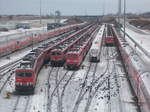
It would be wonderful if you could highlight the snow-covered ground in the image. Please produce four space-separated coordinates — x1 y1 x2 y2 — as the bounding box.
22 47 138 112
0 26 140 112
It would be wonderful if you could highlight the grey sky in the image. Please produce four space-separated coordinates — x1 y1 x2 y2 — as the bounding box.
0 0 150 15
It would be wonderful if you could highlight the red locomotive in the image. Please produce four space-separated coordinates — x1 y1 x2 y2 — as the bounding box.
105 24 114 46
15 47 46 94
50 24 93 66
46 27 83 62
65 25 97 69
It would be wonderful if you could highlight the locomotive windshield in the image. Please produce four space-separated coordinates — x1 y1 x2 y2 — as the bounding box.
16 72 32 77
51 52 62 55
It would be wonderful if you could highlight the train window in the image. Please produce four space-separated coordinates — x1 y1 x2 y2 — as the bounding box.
51 52 62 55
51 52 55 55
16 72 32 77
26 72 32 77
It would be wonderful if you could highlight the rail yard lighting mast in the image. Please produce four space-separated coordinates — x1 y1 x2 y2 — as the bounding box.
40 0 42 24
118 0 122 24
55 11 61 23
123 0 126 38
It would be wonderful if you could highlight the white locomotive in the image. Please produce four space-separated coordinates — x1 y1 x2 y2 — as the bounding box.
89 25 105 62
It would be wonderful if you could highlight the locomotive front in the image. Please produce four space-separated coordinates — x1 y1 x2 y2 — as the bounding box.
15 61 35 94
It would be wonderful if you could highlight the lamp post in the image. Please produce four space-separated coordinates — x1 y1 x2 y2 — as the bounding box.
102 1 105 18
118 0 122 24
40 0 42 24
123 0 126 38
32 33 33 50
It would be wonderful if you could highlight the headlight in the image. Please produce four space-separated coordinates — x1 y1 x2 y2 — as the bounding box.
26 82 29 86
19 82 23 86
15 82 19 85
26 82 33 86
29 82 33 85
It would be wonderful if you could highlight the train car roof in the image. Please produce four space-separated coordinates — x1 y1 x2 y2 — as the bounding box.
19 60 33 69
90 25 105 50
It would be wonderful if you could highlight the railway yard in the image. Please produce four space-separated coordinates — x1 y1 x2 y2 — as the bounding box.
0 19 150 112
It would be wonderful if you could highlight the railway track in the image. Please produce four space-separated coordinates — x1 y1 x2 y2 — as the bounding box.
79 47 118 112
0 59 21 79
83 62 98 112
47 66 76 112
55 67 61 112
47 67 63 112
56 69 76 112
0 59 21 93
0 72 14 93
111 53 123 112
45 38 115 112
12 96 31 112
82 47 111 112
105 46 124 112
59 70 76 112
71 62 94 112
0 59 21 74
71 45 110 112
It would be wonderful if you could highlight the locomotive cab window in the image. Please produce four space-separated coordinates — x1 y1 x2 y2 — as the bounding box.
51 52 62 55
16 72 32 77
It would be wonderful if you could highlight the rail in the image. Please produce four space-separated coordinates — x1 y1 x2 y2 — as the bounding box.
120 28 150 59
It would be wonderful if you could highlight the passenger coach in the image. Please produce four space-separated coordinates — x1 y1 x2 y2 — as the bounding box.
89 25 105 62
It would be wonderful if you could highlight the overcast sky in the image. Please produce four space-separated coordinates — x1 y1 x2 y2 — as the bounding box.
0 0 150 15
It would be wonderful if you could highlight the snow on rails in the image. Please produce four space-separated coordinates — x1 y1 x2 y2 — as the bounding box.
14 22 149 112
0 22 144 112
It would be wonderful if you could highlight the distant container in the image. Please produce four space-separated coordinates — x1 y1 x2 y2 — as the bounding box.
0 22 16 31
15 22 31 29
47 23 66 30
